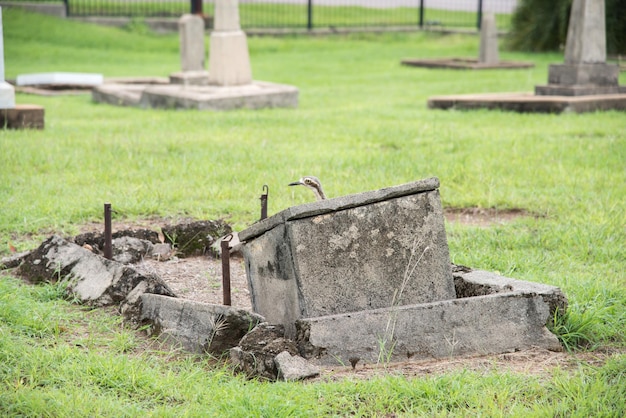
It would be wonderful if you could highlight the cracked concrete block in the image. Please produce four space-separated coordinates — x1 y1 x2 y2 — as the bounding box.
274 351 320 381
453 269 568 317
141 293 264 354
240 177 455 336
296 291 562 366
16 235 175 317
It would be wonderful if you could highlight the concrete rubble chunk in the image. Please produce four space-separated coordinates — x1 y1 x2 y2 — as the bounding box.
161 219 232 257
15 235 175 321
274 351 320 381
74 228 161 252
141 294 264 354
230 323 299 380
1 251 31 269
111 236 153 264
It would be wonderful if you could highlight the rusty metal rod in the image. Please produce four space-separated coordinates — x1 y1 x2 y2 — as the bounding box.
103 203 112 260
221 234 233 306
260 184 269 220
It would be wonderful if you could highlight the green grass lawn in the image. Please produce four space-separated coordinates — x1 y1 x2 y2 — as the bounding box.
1 8 625 416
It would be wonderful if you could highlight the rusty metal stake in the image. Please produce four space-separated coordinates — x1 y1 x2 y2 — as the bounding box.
221 234 233 306
103 203 112 260
260 184 269 220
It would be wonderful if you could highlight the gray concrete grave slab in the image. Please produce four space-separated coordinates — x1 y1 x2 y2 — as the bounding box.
16 72 104 87
427 91 626 113
239 177 567 365
138 82 298 110
240 177 456 337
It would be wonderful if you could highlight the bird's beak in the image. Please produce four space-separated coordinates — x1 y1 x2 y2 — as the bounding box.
288 181 302 186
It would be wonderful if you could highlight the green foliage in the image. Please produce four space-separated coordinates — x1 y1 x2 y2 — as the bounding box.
507 0 571 52
508 0 626 54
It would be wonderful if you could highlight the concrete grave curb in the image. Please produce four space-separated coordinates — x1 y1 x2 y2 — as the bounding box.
140 294 264 355
296 270 565 366
15 235 176 322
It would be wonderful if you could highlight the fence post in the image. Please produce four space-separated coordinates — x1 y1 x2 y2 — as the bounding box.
476 0 483 29
63 0 70 17
191 0 203 14
307 0 313 31
418 0 424 28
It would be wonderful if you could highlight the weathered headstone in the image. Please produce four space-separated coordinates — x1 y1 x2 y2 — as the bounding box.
239 177 456 337
0 7 15 109
179 14 205 72
169 14 210 86
401 11 531 70
536 0 621 96
478 13 499 65
208 0 252 86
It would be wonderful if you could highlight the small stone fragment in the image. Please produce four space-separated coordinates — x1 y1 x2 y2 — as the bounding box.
274 351 320 381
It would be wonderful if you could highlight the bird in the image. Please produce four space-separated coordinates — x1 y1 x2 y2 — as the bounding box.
289 176 327 201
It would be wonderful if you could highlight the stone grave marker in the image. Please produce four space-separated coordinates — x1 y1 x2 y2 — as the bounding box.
479 13 499 65
238 177 566 365
401 12 531 70
536 0 622 96
170 14 210 86
208 0 252 86
92 0 298 110
239 177 456 336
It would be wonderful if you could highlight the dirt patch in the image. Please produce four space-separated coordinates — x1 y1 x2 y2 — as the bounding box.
132 254 251 310
314 346 623 382
444 207 533 227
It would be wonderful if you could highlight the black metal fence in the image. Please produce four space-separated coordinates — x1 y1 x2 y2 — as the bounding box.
20 0 518 31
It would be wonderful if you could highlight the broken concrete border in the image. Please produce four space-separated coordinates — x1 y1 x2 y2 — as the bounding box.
140 293 264 355
15 235 176 323
295 270 565 366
